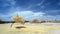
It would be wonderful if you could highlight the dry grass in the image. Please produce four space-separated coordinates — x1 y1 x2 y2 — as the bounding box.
0 23 60 34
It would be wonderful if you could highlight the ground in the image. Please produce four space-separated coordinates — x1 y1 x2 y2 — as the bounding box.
0 23 60 34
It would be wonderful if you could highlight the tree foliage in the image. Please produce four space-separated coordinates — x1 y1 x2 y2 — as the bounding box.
12 14 24 23
32 18 39 23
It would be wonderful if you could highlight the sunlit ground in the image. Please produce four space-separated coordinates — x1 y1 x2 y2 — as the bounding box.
0 23 60 34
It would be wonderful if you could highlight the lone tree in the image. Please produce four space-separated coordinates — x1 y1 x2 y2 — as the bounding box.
12 14 24 23
11 13 24 27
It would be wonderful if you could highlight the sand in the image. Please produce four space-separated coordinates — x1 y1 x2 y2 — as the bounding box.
0 23 60 34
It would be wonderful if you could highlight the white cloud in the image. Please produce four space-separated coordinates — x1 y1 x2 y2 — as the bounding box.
0 13 12 21
0 10 60 21
3 0 16 7
33 12 45 17
26 0 45 9
26 5 33 9
36 0 45 9
7 0 16 6
12 11 45 20
37 0 45 6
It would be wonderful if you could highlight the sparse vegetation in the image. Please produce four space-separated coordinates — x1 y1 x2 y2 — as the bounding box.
56 20 60 23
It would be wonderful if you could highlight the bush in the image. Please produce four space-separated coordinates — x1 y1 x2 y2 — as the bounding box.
32 18 39 23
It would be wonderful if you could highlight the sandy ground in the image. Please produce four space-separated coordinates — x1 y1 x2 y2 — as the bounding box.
0 23 60 34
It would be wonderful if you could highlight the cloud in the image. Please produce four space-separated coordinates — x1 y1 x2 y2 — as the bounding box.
58 2 60 5
37 0 45 6
0 10 60 21
0 0 17 14
0 13 12 21
0 0 60 21
45 10 60 15
26 0 45 9
5 0 16 6
0 11 45 21
12 11 45 20
0 0 16 8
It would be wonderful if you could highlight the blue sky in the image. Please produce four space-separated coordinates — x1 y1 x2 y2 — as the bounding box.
0 0 60 21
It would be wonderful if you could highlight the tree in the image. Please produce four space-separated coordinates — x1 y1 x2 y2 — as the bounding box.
11 13 24 27
40 20 46 23
32 18 39 23
12 13 24 23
